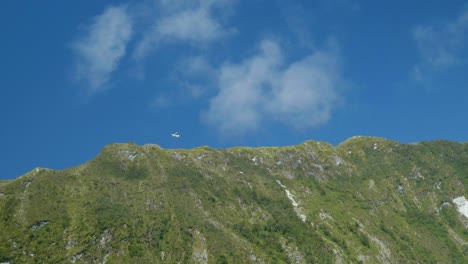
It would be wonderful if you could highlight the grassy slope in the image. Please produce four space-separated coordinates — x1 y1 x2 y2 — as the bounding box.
0 180 13 187
0 138 467 263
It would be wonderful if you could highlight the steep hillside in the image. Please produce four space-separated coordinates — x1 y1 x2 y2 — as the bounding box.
0 137 467 263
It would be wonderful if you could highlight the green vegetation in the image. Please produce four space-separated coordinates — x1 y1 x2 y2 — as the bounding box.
0 138 467 263
0 180 11 187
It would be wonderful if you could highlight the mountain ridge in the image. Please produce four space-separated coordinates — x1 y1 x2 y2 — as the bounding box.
0 136 467 263
4 136 467 181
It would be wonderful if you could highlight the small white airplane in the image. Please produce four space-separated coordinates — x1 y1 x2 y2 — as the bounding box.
171 132 180 138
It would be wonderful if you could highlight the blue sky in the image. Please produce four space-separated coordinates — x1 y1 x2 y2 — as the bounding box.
1 0 468 179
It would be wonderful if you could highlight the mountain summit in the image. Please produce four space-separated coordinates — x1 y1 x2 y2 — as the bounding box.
1 137 467 263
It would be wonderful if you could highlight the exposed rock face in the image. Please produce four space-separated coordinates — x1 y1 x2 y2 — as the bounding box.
453 196 468 218
0 137 467 263
29 220 49 230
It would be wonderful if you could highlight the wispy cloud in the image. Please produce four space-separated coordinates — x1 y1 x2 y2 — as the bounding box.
204 39 342 136
413 8 468 79
151 55 217 108
175 56 217 98
181 56 216 78
73 5 133 94
134 0 234 60
151 93 172 109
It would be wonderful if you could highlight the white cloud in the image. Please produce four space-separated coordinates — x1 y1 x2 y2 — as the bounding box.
134 0 233 60
204 39 342 136
413 8 468 77
270 51 339 128
73 5 133 93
